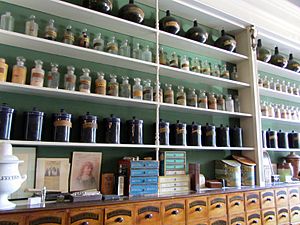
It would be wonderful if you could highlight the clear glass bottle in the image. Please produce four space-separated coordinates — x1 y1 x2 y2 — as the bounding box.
133 43 143 60
287 82 293 94
263 76 270 89
47 63 60 89
201 60 210 75
275 79 282 92
133 78 143 100
281 105 287 119
106 36 118 54
268 103 275 118
220 65 230 79
291 107 297 120
274 104 281 118
30 60 45 87
181 55 190 71
187 88 197 107
208 93 217 110
293 83 299 96
119 39 131 57
93 33 104 51
25 15 38 37
286 106 292 120
234 96 241 112
119 76 131 98
153 82 163 102
176 86 186 106
64 66 77 91
169 52 179 68
44 19 57 41
143 79 153 101
225 95 234 112
217 95 225 110
191 57 201 73
79 68 91 93
270 78 276 90
258 74 263 87
198 91 208 109
95 72 106 95
12 56 27 84
261 101 268 116
79 28 90 48
164 84 174 104
282 80 288 93
142 45 152 62
108 74 119 96
159 46 167 65
0 12 14 31
230 66 238 80
63 25 75 45
212 64 220 77
0 58 8 82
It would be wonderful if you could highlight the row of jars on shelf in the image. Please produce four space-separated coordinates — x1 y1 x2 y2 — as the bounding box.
260 101 300 121
262 129 300 149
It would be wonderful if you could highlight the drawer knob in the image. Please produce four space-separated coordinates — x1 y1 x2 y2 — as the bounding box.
292 194 298 198
280 214 287 218
266 216 273 221
195 207 202 212
279 196 285 199
234 202 240 206
266 198 272 201
250 199 257 204
171 210 179 215
251 220 258 224
145 213 153 219
82 222 89 225
115 217 124 223
293 212 299 216
216 204 222 208
236 223 241 225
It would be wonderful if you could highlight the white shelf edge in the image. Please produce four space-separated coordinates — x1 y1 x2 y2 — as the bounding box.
261 116 300 125
159 146 254 151
264 148 300 152
259 87 300 103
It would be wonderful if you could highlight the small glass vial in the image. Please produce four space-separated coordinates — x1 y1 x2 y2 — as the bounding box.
79 28 90 48
93 33 104 51
270 78 276 90
47 63 60 89
164 84 174 104
274 104 281 118
282 80 288 93
220 65 230 79
108 74 119 96
25 15 38 37
230 66 238 80
291 107 298 120
225 95 234 112
181 55 190 71
198 91 208 109
187 88 197 107
286 106 292 120
133 43 143 60
30 60 45 87
287 82 293 94
208 93 217 110
176 86 186 106
154 82 163 102
95 72 106 95
293 83 299 96
234 96 241 112
191 57 201 73
12 56 27 84
212 64 220 77
261 101 269 117
44 19 57 41
258 74 263 87
262 76 270 89
0 12 14 31
275 79 282 92
159 47 168 65
201 60 210 75
142 45 152 62
143 79 153 101
281 105 287 119
79 68 91 93
106 36 118 54
62 25 75 45
268 103 275 118
64 66 77 91
217 95 225 111
169 52 179 68
0 58 8 82
133 78 143 100
119 76 131 98
119 39 131 57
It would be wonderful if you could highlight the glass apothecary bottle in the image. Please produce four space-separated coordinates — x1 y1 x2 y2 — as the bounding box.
217 95 225 111
133 43 143 60
258 74 263 87
181 55 190 71
170 52 179 68
268 103 275 118
287 82 293 94
286 106 292 120
119 76 131 98
25 15 38 37
261 101 268 117
106 36 118 54
79 28 90 48
263 76 270 89
208 93 217 110
234 96 241 112
201 60 210 75
281 105 287 119
79 68 91 93
187 88 197 107
30 60 45 87
93 33 104 51
44 19 57 41
212 65 220 77
143 79 153 101
142 45 152 62
64 66 77 91
220 65 230 79
256 39 271 62
0 12 14 31
282 80 288 93
159 47 168 65
198 91 208 109
0 58 8 82
119 40 131 57
191 57 201 73
95 72 106 95
225 95 234 112
176 86 186 106
47 63 60 89
270 46 288 68
108 75 119 96
153 82 163 102
275 79 282 92
293 83 299 96
12 56 27 84
230 66 238 80
133 78 143 100
274 104 281 118
164 84 174 104
63 25 75 45
270 78 276 90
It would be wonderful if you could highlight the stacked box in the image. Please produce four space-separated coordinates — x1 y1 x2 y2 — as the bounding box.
159 175 190 194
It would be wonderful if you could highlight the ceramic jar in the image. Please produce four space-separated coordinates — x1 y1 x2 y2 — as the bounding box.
214 30 237 52
287 53 300 72
118 0 144 24
270 47 288 68
286 151 300 178
185 20 208 43
126 117 143 144
256 39 271 62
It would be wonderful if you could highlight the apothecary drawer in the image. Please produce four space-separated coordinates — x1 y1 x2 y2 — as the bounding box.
189 219 209 225
276 207 289 225
209 217 228 225
261 209 276 225
69 208 103 225
208 195 227 218
135 202 161 225
289 187 300 206
186 197 208 222
290 206 300 223
274 188 288 207
0 213 27 225
246 212 261 225
229 214 246 225
162 200 185 225
131 161 159 169
260 190 275 209
245 191 260 211
227 193 245 215
27 210 66 225
104 206 134 225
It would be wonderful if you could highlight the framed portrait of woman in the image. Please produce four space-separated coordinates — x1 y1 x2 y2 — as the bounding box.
70 152 102 192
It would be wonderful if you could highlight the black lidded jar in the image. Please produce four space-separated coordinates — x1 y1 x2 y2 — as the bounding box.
80 112 98 143
170 120 187 145
216 124 230 147
214 29 237 52
126 116 143 144
24 107 44 141
158 119 169 145
269 47 288 68
287 53 300 72
185 20 208 43
53 109 72 142
230 126 243 147
277 130 288 149
187 122 201 146
118 0 145 24
0 103 14 140
201 123 216 147
266 128 278 148
104 114 120 144
159 10 180 35
288 131 300 149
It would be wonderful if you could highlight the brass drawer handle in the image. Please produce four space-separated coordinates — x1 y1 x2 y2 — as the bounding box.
195 207 202 212
145 213 153 219
279 196 285 199
292 194 298 198
280 214 287 218
266 216 273 221
293 212 299 216
266 198 272 202
82 222 89 225
251 220 258 224
115 217 124 223
250 199 257 204
216 204 222 208
171 210 179 215
236 223 241 225
234 202 240 206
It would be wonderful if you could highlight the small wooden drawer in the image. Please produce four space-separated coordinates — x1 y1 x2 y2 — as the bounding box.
135 202 161 225
289 188 300 206
275 188 288 207
69 208 103 225
209 217 228 225
189 219 209 225
260 190 275 209
245 191 260 212
290 206 300 223
261 209 276 225
162 200 185 225
276 207 289 225
27 210 66 225
0 214 26 225
186 197 208 222
227 193 245 216
104 206 134 225
246 212 261 225
208 195 227 218
229 214 246 225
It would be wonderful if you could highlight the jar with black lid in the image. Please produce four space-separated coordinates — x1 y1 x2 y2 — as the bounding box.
126 116 143 144
170 120 187 146
24 107 44 141
104 114 120 144
214 30 236 52
158 119 169 145
0 103 14 140
118 0 145 24
53 109 72 142
201 123 216 147
216 124 230 147
266 128 278 148
288 131 300 149
277 130 288 149
80 112 98 143
230 126 243 147
159 10 180 35
187 122 201 146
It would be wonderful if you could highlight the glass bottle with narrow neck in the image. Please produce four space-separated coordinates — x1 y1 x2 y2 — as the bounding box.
120 76 131 98
133 78 143 100
64 66 76 91
142 45 152 62
79 68 91 93
133 43 143 60
93 33 104 51
159 47 167 65
176 86 186 106
191 57 200 73
164 84 174 104
0 58 8 82
108 74 119 96
119 40 131 57
25 15 38 37
169 52 179 68
0 12 14 31
230 66 238 80
12 56 27 84
153 82 163 102
47 63 60 89
30 60 45 87
217 95 225 111
208 93 217 110
95 72 106 95
234 96 240 112
270 77 276 90
181 55 190 71
276 79 282 92
44 19 57 40
282 80 288 92
263 76 270 89
143 79 153 101
79 28 90 48
220 65 229 79
293 83 299 96
261 101 268 117
106 36 118 54
225 95 234 112
258 74 263 87
63 25 75 45
212 64 220 77
198 91 208 109
201 60 210 75
187 88 197 107
287 82 293 94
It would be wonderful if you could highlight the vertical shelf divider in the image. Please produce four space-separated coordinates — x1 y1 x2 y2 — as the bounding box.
155 0 160 161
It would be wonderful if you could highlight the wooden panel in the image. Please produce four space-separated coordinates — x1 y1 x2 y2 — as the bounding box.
0 214 26 225
69 208 104 225
260 190 275 209
209 217 228 225
162 200 185 225
245 191 260 212
229 213 246 225
246 211 262 225
289 187 300 206
135 202 161 225
276 207 289 225
208 195 227 218
261 209 276 225
274 188 288 207
227 193 245 216
189 219 209 225
104 206 134 225
186 197 208 223
27 210 66 225
290 206 300 224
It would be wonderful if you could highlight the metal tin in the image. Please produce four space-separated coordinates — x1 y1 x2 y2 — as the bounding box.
201 123 216 147
266 129 278 148
216 124 230 147
159 119 169 145
232 155 256 186
0 103 14 140
80 112 97 143
277 130 288 148
104 114 120 144
24 107 44 141
230 126 243 147
170 120 187 146
187 122 201 146
288 131 300 148
215 160 241 187
126 116 143 144
52 109 72 142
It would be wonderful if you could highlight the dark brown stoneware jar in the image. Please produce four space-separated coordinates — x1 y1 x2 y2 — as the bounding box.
269 47 288 68
214 30 237 52
185 20 208 43
118 0 144 24
287 53 300 72
286 152 300 178
159 10 180 35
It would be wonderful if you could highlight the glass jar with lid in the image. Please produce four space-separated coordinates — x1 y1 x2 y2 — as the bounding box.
164 84 174 104
119 39 131 57
191 57 201 73
198 91 208 109
258 74 263 87
287 82 293 94
53 109 72 142
230 66 238 80
263 76 270 89
234 96 241 112
268 103 275 118
47 63 60 89
120 76 131 98
142 45 152 62
176 86 186 106
275 79 282 92
201 60 210 75
30 60 45 87
63 25 75 45
0 58 8 82
274 104 281 118
217 95 225 110
187 88 197 107
12 56 27 85
220 65 230 79
79 28 90 48
153 82 163 102
293 83 299 96
225 95 234 112
133 43 143 60
159 47 168 65
133 78 143 100
169 52 179 68
79 68 91 93
44 19 57 40
93 33 104 51
80 112 98 143
64 66 76 91
208 93 217 110
106 36 118 54
181 55 190 71
261 101 269 117
143 79 153 101
282 80 288 93
95 72 106 95
212 64 220 77
25 15 38 37
270 77 276 90
286 106 292 120
108 74 119 96
281 105 287 119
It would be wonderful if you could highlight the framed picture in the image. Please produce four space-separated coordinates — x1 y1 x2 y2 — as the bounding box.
9 147 36 200
70 152 102 192
36 158 70 193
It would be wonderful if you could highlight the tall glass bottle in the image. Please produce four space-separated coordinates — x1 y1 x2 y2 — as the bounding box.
108 74 119 96
176 86 186 106
142 45 152 62
220 65 229 79
64 66 77 91
106 36 118 54
25 15 38 37
169 52 179 68
47 63 60 89
201 60 210 75
159 47 168 65
63 25 75 45
95 72 106 95
44 19 57 41
230 66 238 80
119 76 131 98
191 57 201 73
79 28 90 48
143 79 153 101
154 82 163 102
164 84 174 104
93 33 104 51
133 43 143 60
198 91 208 109
119 40 131 57
0 58 8 82
208 93 217 110
133 78 143 100
0 12 14 31
187 88 197 107
217 95 225 110
30 60 45 87
12 56 27 84
181 55 190 71
79 68 91 93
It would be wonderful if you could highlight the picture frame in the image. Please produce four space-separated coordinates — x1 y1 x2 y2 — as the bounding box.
70 152 102 192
